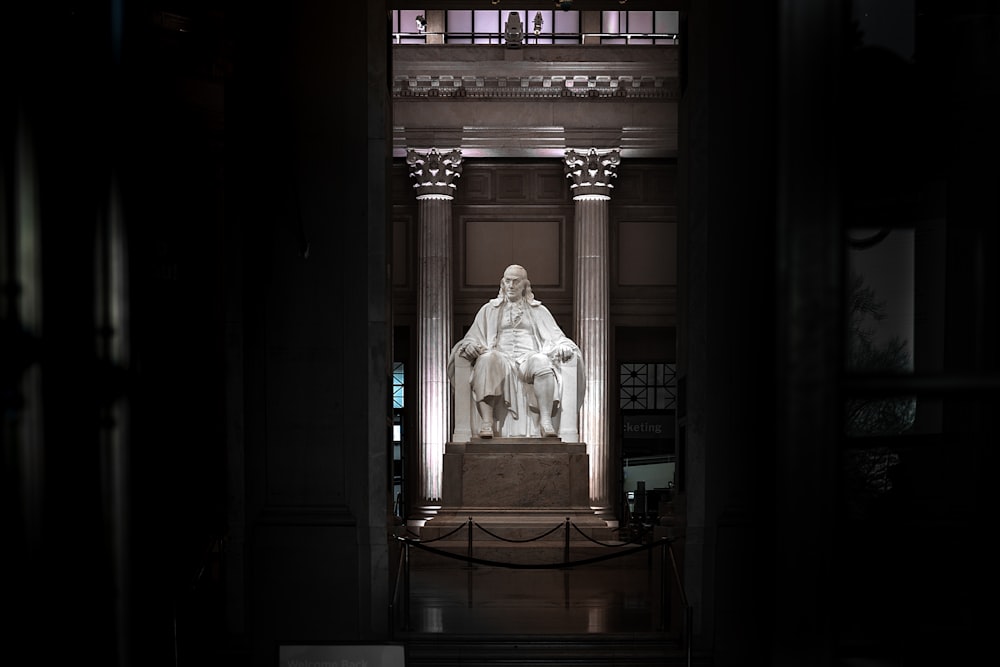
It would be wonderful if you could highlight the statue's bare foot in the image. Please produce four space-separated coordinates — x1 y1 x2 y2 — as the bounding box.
540 420 557 437
478 421 493 439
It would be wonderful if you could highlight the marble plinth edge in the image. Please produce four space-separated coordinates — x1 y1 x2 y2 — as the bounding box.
449 440 585 454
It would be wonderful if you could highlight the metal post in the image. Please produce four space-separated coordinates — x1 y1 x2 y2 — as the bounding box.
564 517 570 564
659 539 669 632
467 516 473 562
403 540 410 631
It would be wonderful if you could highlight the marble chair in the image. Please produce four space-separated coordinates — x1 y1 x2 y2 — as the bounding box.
450 355 580 442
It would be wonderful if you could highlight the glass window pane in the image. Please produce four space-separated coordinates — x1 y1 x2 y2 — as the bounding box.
474 9 501 35
620 363 677 410
656 363 678 410
552 10 579 35
527 10 552 37
603 10 623 34
655 11 679 34
845 393 916 437
846 228 915 376
628 11 654 34
392 362 405 409
447 9 472 34
399 10 425 34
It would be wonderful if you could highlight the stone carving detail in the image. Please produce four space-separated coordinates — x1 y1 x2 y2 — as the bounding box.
564 148 621 198
406 148 464 198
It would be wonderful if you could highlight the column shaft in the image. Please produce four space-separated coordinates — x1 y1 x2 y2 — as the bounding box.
406 147 463 523
417 197 452 504
574 197 611 511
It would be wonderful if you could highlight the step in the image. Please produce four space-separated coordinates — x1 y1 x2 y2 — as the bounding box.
400 635 708 667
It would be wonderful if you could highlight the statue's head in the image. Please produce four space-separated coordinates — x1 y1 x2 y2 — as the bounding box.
498 264 535 303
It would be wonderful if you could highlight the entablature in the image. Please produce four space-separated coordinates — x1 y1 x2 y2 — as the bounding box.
392 45 678 158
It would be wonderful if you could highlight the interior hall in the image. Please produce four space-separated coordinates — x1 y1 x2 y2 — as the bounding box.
3 1 996 666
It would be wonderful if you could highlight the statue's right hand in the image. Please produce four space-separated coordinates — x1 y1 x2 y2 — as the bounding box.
459 342 482 361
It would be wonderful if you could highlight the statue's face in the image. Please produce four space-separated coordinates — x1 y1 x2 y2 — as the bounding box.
502 268 526 301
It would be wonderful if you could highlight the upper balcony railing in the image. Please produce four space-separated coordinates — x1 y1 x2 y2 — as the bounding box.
391 8 680 45
393 31 679 45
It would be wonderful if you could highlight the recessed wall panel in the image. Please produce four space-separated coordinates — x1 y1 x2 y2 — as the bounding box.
496 172 529 201
462 170 493 201
536 171 569 201
618 221 677 285
464 219 561 286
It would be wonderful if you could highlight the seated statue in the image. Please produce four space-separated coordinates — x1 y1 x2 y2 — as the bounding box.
448 264 585 440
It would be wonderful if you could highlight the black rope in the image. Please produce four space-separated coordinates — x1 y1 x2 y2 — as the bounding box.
473 520 564 543
569 521 634 547
394 534 673 570
405 521 468 543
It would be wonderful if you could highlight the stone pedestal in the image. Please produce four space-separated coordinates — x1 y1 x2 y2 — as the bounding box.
412 441 616 565
442 440 590 510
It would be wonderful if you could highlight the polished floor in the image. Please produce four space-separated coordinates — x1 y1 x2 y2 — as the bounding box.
393 547 696 666
396 548 677 637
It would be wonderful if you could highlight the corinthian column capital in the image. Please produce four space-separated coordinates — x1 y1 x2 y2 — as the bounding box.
563 148 621 200
406 148 463 199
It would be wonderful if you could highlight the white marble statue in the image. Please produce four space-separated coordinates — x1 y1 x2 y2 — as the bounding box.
448 264 585 439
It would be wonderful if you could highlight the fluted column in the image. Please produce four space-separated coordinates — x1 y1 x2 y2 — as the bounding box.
565 148 620 520
406 148 463 524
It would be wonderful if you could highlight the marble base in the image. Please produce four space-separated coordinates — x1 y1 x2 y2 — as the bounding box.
419 439 613 566
442 440 590 509
411 440 615 565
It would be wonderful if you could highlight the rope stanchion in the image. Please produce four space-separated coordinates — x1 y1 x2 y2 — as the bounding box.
403 538 410 631
659 538 668 632
392 517 691 642
472 520 563 543
563 517 570 564
569 521 634 547
466 516 473 564
408 521 468 543
393 533 673 570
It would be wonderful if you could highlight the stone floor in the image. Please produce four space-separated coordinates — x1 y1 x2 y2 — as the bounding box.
395 547 677 636
392 546 699 666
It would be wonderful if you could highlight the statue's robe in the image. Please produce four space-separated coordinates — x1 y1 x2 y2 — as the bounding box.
447 296 586 437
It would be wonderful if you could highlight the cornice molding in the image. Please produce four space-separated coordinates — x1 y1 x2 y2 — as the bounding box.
392 45 678 158
393 46 679 100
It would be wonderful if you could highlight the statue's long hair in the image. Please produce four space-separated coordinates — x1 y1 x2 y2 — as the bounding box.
496 264 536 302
